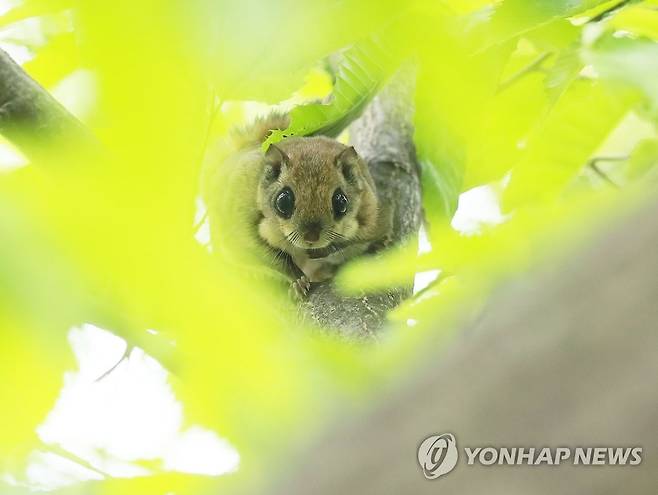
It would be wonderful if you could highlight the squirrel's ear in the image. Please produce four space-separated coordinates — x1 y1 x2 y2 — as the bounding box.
265 143 288 164
336 146 359 184
264 143 288 181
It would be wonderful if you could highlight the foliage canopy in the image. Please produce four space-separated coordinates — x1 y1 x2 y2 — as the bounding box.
1 0 657 493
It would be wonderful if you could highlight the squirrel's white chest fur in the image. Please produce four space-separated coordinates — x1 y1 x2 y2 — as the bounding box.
290 243 369 283
292 251 341 283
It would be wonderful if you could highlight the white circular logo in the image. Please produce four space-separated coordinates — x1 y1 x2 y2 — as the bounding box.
417 433 459 479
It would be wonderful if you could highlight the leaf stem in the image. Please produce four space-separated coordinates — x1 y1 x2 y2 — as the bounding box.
588 0 634 23
39 443 112 479
588 156 628 189
497 52 553 94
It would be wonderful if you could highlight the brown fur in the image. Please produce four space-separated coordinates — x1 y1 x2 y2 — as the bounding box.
203 113 389 292
257 135 389 284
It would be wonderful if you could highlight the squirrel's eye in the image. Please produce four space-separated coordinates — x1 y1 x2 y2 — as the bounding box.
332 189 348 218
274 187 295 218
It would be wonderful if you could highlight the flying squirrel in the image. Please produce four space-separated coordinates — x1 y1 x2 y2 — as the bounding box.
202 113 391 298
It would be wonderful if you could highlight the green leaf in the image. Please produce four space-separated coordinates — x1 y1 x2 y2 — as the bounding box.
466 64 548 188
202 0 406 103
505 79 637 207
585 36 658 114
22 33 80 88
415 35 514 220
484 0 611 44
545 46 582 104
628 138 658 179
419 156 462 222
0 0 73 28
414 97 465 222
525 17 581 51
607 2 658 39
263 35 396 148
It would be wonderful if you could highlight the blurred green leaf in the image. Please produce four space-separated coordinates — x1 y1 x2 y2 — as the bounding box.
628 138 658 179
23 33 79 88
608 2 658 39
505 80 637 207
264 35 399 147
545 47 582 103
484 0 611 44
585 36 658 114
0 0 72 28
0 1 657 493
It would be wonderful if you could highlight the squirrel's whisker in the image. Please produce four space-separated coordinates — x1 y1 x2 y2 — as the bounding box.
208 112 388 295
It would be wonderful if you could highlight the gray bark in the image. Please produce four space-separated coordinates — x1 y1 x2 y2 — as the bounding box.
274 196 658 494
299 73 422 339
0 48 98 163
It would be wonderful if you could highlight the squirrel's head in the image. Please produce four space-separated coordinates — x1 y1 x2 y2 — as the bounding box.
257 137 378 253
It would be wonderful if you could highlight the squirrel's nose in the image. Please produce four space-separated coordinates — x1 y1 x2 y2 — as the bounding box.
302 222 321 242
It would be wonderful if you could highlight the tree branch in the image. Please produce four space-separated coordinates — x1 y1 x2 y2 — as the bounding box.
0 48 98 162
0 50 182 372
299 72 422 339
274 196 658 494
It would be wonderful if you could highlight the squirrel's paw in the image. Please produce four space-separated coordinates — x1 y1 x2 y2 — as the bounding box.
367 234 393 254
289 275 311 300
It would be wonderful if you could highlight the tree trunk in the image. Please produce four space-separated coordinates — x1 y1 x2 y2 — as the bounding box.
273 195 658 494
299 73 422 339
0 48 98 163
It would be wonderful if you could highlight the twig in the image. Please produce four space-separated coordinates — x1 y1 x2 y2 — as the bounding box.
193 210 208 236
588 155 627 189
94 345 131 382
410 270 453 300
40 443 111 479
588 0 634 23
